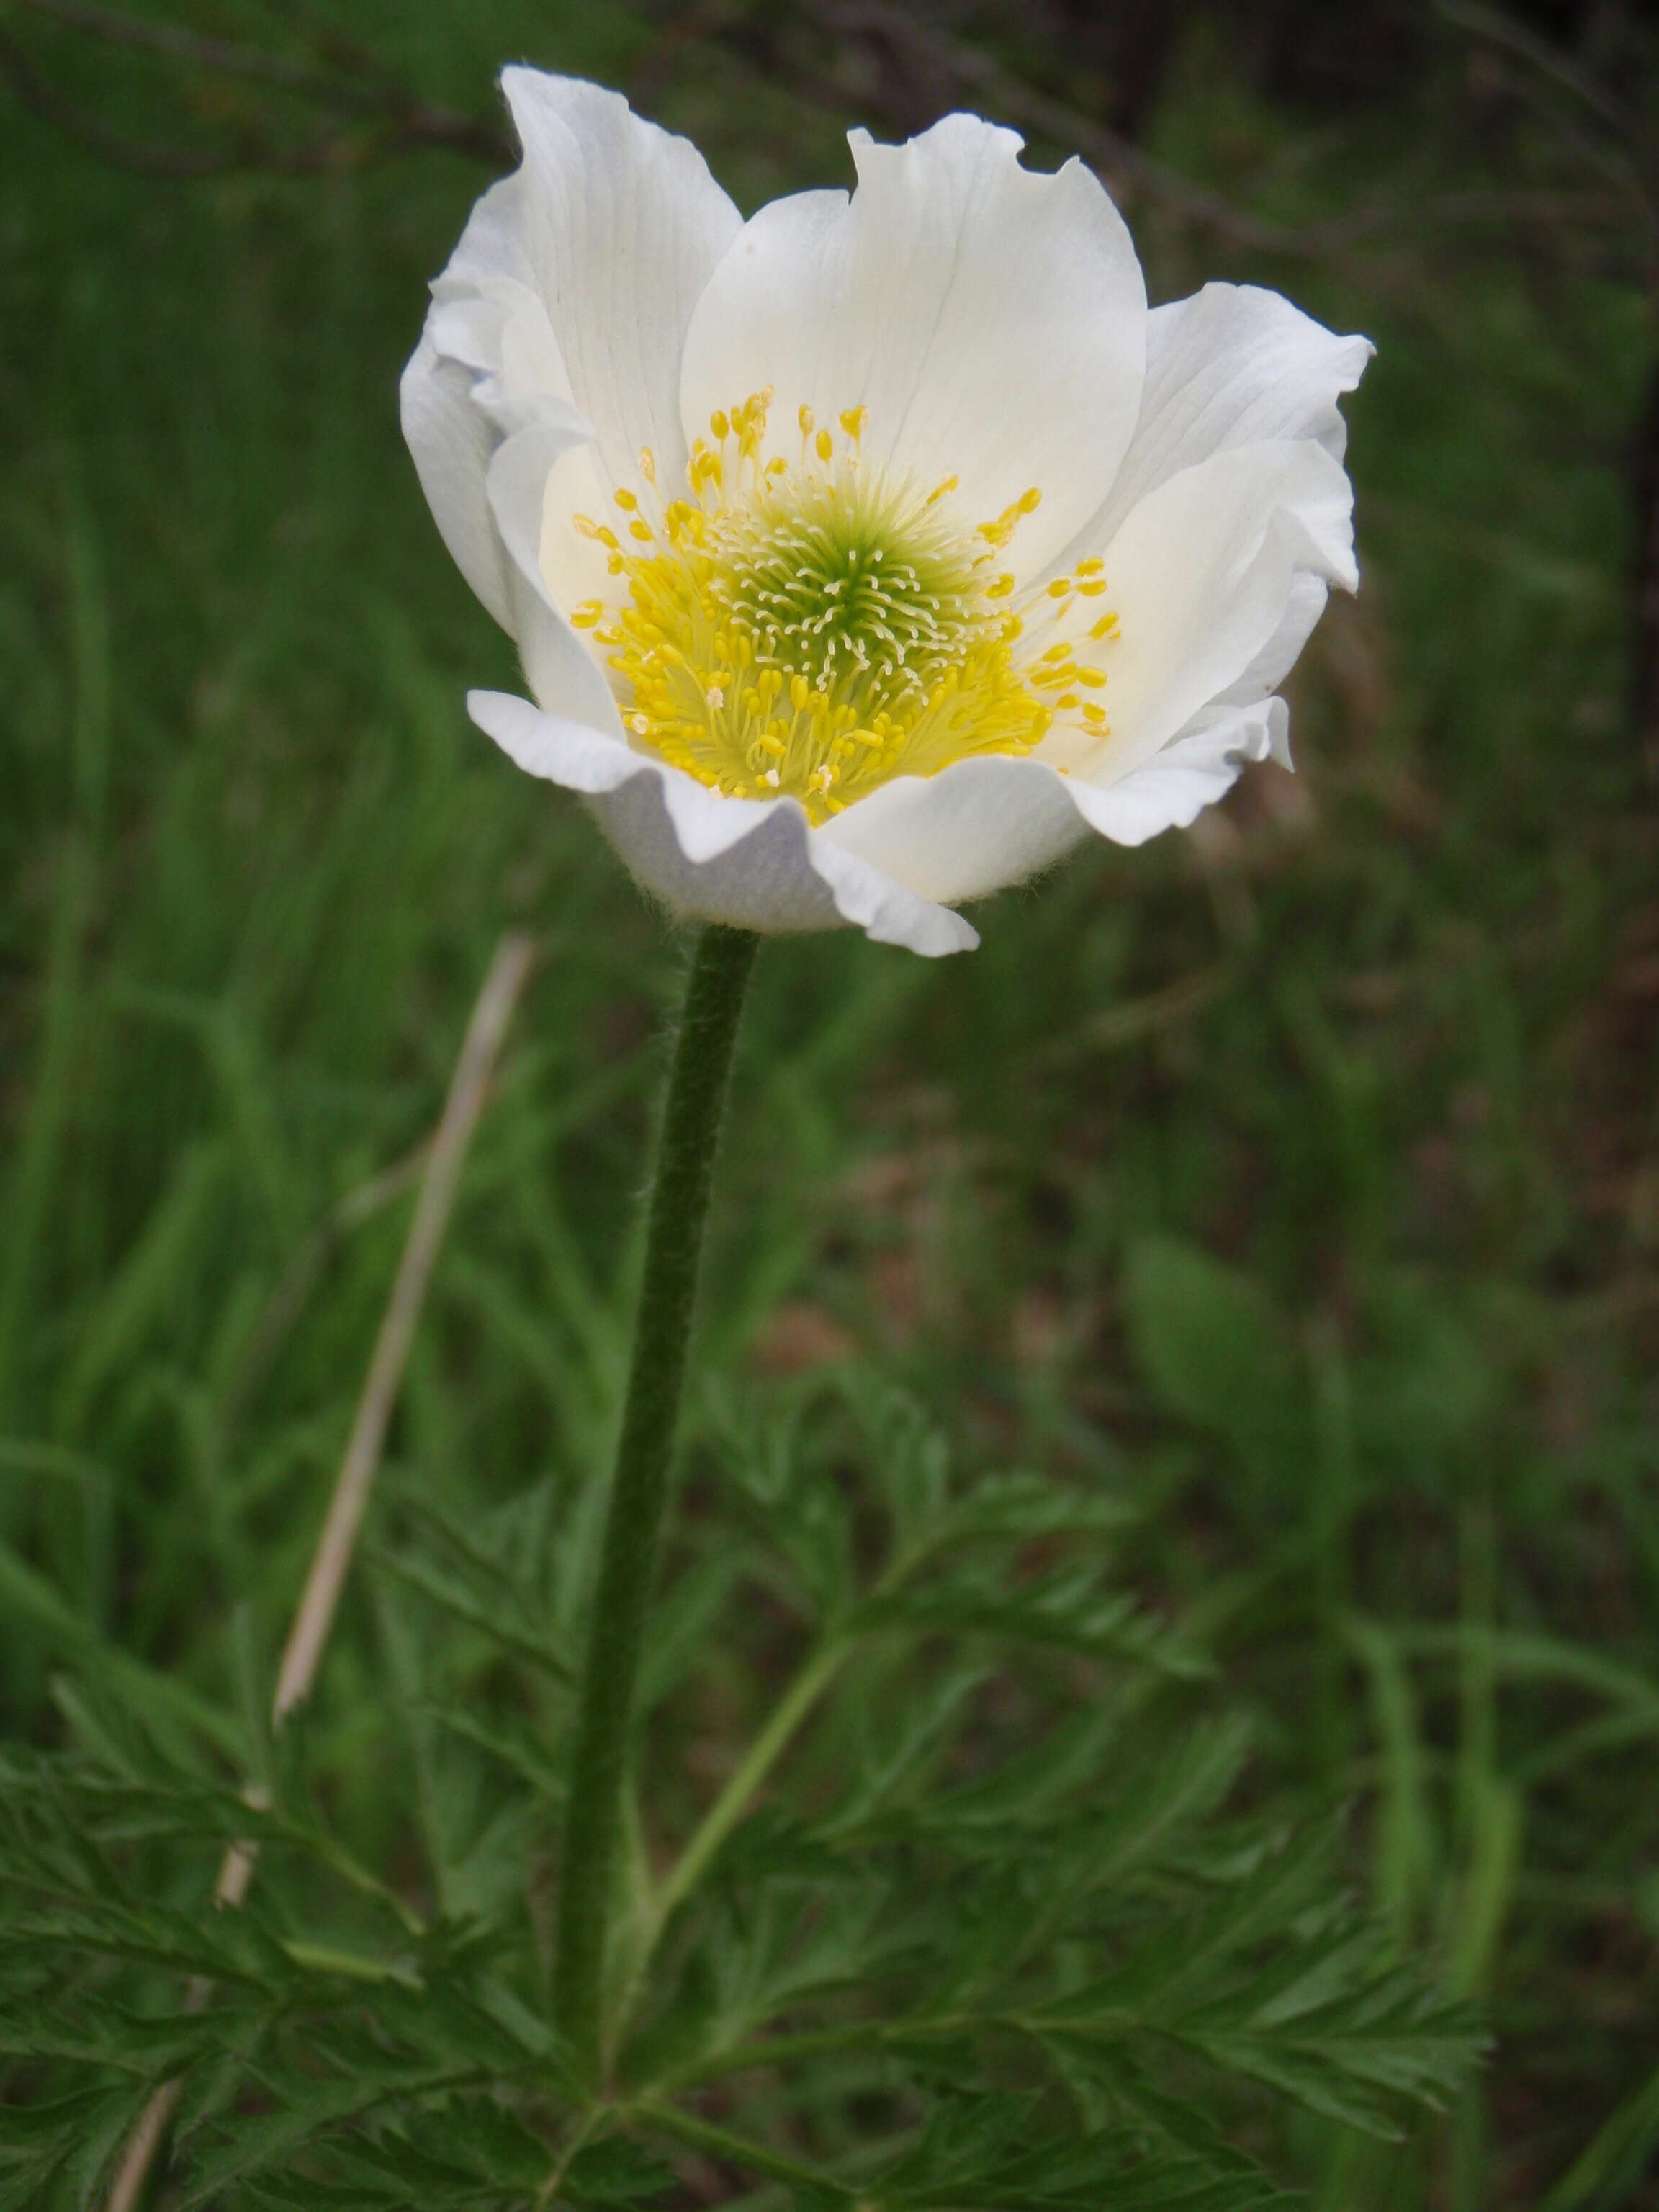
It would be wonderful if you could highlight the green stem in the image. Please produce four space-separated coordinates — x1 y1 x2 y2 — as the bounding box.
662 2015 977 2090
636 2100 855 2198
553 925 759 2082
651 1632 848 1938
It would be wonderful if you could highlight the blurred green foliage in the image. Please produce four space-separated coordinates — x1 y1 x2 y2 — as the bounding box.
1 1 1657 2206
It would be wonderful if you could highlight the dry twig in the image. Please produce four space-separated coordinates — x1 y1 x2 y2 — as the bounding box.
102 930 538 2212
2 0 512 175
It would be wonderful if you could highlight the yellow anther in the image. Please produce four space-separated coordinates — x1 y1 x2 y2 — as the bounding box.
565 399 1121 824
1017 487 1043 514
1076 557 1104 576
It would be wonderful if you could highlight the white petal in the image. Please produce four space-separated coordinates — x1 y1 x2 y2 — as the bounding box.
432 169 536 292
678 114 1146 578
400 331 511 626
485 421 622 734
1217 570 1328 763
467 691 979 956
819 755 1090 906
404 73 742 649
500 69 742 495
816 693 1290 898
1068 703 1287 847
1072 438 1355 779
427 277 568 434
1074 282 1371 556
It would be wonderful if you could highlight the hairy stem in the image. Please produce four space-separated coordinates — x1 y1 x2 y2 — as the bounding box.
553 925 759 2081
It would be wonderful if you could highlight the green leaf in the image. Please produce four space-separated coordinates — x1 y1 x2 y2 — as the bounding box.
1121 1237 1303 1475
859 2092 1292 2212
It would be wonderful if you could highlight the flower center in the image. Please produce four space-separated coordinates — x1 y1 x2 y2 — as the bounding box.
570 393 1116 824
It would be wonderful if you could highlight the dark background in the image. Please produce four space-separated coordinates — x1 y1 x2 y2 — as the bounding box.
2 1 1658 2202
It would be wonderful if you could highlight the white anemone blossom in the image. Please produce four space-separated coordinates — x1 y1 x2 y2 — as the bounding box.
403 71 1371 957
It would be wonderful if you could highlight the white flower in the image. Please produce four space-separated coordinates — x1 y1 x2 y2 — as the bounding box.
403 71 1371 957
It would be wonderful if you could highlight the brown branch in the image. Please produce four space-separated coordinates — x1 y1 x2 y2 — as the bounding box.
1437 0 1642 148
101 930 538 2212
0 19 234 174
1436 0 1659 235
745 0 1632 270
817 0 1298 253
1 0 513 175
12 0 361 100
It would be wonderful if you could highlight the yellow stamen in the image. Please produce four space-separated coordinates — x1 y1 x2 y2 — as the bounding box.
560 395 1122 822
